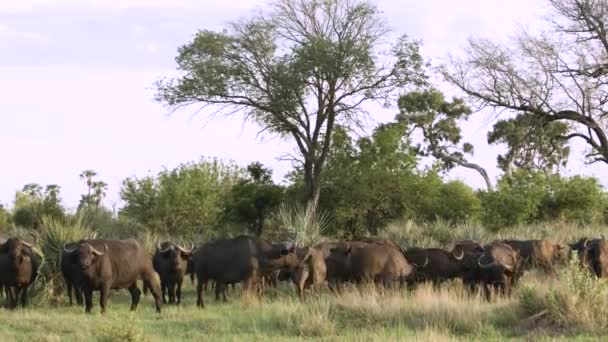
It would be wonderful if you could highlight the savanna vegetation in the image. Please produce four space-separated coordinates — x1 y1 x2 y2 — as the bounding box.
2 0 608 340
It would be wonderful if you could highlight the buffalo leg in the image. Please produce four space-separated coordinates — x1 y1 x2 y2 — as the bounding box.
168 282 176 304
20 286 28 307
196 278 205 308
99 284 110 314
65 279 73 306
75 286 83 306
160 280 167 304
6 286 17 309
13 287 23 309
142 270 162 313
176 279 183 305
215 282 226 302
128 284 141 311
84 287 94 313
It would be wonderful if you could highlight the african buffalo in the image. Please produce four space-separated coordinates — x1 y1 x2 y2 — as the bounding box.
325 243 413 290
61 232 99 306
451 240 485 254
0 235 41 309
62 238 162 313
291 245 327 299
470 242 521 298
581 236 608 278
152 241 194 304
403 247 465 285
192 235 299 308
501 239 555 273
569 237 602 265
61 241 84 306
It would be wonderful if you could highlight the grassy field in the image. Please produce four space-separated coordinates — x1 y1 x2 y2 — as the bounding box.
2 267 608 342
4 220 608 341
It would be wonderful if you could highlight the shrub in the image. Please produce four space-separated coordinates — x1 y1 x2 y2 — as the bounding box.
518 254 608 333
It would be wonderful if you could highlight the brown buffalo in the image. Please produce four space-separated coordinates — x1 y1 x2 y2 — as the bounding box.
152 241 194 304
325 243 414 290
0 235 41 309
291 245 327 299
62 238 162 314
192 235 298 308
501 239 557 273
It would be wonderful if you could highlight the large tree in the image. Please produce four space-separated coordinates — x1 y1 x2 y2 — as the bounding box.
444 0 608 165
397 88 493 190
155 0 426 204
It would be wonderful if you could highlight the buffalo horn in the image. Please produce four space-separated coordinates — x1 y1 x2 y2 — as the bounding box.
416 256 429 268
477 255 497 269
158 241 173 253
453 249 464 260
63 242 78 254
176 242 193 254
91 243 107 256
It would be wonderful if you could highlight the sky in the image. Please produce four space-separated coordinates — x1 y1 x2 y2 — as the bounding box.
0 0 605 211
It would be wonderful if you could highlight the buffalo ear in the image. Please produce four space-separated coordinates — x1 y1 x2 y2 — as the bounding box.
343 246 352 256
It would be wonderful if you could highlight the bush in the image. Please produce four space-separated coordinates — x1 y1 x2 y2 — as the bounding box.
518 254 608 333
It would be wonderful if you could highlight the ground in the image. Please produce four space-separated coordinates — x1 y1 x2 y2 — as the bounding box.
1 274 607 342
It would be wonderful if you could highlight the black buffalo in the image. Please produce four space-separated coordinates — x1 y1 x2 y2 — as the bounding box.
152 241 194 304
192 235 299 308
62 238 162 313
61 232 98 306
0 235 41 309
403 247 465 285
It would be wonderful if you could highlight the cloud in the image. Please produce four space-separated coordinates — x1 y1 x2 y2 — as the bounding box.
0 23 51 43
0 0 254 14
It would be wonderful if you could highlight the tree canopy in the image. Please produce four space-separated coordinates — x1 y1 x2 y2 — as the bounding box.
155 0 427 205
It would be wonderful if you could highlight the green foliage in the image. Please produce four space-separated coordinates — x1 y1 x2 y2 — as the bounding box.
397 88 492 190
488 113 570 174
435 180 481 223
120 158 244 237
223 162 285 236
12 206 37 229
480 170 607 230
546 176 607 223
11 183 65 229
155 0 427 203
0 203 11 230
316 123 418 235
308 123 481 236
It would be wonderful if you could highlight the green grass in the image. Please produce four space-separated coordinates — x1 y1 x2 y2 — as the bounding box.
1 274 608 342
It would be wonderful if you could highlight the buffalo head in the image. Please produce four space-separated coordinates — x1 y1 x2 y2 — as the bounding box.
1 234 37 265
157 241 194 269
63 242 108 270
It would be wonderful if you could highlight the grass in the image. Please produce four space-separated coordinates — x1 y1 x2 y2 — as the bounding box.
1 274 608 341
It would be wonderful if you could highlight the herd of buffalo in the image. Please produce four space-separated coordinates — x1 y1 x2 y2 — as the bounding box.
0 233 606 313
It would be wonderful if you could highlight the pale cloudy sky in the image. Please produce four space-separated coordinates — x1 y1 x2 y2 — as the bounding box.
0 0 605 210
